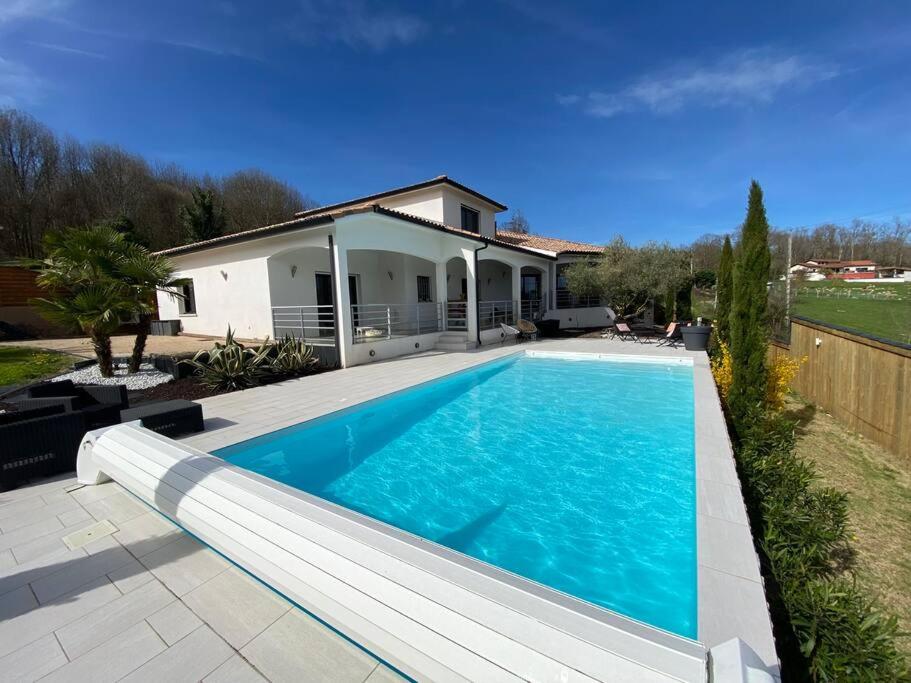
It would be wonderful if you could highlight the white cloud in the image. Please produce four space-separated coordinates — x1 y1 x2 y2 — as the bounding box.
563 49 840 118
0 57 43 106
0 0 68 24
293 0 428 51
27 41 106 59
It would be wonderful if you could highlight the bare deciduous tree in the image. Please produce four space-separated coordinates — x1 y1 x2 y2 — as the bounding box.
0 110 59 257
0 109 320 257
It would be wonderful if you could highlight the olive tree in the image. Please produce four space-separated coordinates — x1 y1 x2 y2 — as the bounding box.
565 237 691 317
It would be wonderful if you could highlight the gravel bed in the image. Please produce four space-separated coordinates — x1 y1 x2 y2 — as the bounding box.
52 362 173 390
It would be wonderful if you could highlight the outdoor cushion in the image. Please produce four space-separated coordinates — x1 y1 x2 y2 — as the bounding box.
26 381 129 410
120 399 204 438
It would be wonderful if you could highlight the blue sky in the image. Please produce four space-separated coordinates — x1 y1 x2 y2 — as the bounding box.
2 1 910 244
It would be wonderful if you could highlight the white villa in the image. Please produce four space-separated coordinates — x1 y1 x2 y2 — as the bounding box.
156 176 608 367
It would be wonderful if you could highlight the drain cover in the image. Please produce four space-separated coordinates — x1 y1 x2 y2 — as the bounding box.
63 520 119 550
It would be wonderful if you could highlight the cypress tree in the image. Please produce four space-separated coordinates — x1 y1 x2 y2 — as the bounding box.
180 186 226 243
715 235 733 346
729 181 771 425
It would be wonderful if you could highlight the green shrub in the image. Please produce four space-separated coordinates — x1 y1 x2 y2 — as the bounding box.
182 327 271 392
788 577 905 682
268 335 318 378
731 410 908 680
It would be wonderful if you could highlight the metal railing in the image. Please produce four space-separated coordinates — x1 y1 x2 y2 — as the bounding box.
521 296 546 321
271 305 336 344
351 302 443 343
446 301 468 331
478 300 516 330
555 289 601 309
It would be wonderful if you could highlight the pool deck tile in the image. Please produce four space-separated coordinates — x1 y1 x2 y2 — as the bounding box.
0 474 403 682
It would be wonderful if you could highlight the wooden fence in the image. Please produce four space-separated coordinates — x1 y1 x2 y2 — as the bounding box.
770 316 910 458
0 266 44 306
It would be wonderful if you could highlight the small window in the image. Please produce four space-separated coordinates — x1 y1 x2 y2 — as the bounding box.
417 275 432 302
178 281 196 315
460 205 480 233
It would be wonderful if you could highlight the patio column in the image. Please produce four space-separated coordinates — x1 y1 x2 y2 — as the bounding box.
464 251 478 341
511 266 522 323
548 262 557 313
329 235 350 369
434 261 447 330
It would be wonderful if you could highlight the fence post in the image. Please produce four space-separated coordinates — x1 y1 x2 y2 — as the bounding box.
299 308 305 340
387 306 392 339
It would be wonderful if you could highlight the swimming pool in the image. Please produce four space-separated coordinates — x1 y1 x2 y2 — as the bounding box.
216 352 697 638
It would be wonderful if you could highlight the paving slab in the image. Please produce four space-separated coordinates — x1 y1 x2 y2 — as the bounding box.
55 579 175 659
42 620 167 682
204 654 269 683
121 624 235 682
0 632 69 682
241 610 381 683
139 535 230 596
147 598 204 645
182 566 291 649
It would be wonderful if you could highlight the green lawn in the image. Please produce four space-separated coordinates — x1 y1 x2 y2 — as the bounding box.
793 281 910 344
0 346 75 386
785 394 911 656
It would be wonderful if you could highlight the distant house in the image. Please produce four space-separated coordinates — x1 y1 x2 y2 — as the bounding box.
155 176 608 368
789 258 878 281
876 265 911 280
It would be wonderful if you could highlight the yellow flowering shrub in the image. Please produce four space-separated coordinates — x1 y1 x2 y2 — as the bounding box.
710 340 805 411
766 351 805 411
710 340 733 401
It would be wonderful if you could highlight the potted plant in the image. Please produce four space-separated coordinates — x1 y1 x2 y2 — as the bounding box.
680 322 712 351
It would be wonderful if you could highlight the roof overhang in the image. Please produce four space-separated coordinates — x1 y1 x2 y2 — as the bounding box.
294 176 507 219
155 205 554 262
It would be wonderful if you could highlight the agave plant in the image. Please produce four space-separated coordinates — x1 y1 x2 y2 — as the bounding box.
269 334 318 378
182 327 272 392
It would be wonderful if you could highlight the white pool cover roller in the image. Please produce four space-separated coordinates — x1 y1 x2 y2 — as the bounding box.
78 423 710 683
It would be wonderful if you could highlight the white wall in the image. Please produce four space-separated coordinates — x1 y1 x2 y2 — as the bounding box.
155 213 553 366
267 248 331 308
158 252 272 340
549 307 615 329
477 259 513 301
156 226 332 340
375 184 501 237
379 188 446 224
440 189 497 237
347 331 444 365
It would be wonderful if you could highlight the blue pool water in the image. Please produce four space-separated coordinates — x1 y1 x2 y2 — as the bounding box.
216 353 697 637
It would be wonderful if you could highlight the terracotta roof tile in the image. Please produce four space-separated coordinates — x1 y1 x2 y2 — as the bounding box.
494 230 604 255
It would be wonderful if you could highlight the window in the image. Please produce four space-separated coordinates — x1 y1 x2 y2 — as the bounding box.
417 275 432 302
460 205 480 233
178 281 196 315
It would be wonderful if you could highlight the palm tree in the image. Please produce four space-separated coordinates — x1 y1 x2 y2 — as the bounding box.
116 242 182 372
29 226 181 376
33 284 134 377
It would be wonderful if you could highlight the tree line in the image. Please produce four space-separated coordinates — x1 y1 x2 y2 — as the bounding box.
692 218 911 277
0 109 318 258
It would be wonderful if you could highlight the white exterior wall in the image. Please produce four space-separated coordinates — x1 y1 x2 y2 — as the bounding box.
156 213 552 365
156 227 333 340
371 185 500 237
267 247 331 308
440 190 497 237
157 249 273 340
477 259 514 301
378 188 446 224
